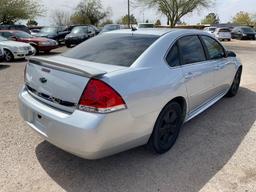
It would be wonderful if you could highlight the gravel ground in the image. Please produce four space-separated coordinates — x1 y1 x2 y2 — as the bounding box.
0 41 256 192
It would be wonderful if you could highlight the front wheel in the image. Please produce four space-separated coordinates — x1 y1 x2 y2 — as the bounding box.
147 101 183 154
226 68 242 97
4 50 14 62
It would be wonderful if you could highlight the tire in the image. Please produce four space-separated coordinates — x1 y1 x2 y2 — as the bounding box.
66 43 72 48
4 49 14 62
228 39 231 41
147 101 184 154
226 68 242 97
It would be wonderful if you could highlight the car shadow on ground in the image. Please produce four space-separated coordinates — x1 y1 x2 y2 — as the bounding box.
35 87 256 192
0 64 10 70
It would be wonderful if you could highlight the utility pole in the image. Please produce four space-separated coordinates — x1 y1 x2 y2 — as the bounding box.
128 0 130 28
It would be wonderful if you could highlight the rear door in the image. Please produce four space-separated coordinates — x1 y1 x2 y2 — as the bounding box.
200 35 236 94
178 35 216 113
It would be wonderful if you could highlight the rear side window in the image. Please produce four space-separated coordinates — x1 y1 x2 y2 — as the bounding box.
166 43 180 67
219 28 230 32
63 34 158 67
201 36 225 60
178 36 206 65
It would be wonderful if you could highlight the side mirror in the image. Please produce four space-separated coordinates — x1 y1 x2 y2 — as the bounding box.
226 51 236 57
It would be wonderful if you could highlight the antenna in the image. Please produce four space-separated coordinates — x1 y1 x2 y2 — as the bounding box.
131 26 137 31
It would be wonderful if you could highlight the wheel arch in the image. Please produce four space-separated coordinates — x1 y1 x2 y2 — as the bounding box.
169 96 187 121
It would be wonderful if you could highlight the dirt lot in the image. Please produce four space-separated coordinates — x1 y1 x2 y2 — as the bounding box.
0 41 256 192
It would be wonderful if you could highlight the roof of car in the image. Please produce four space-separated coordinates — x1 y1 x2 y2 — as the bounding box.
108 28 203 36
0 30 20 33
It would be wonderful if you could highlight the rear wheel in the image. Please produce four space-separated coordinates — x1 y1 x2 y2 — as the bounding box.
147 102 183 154
66 43 72 48
4 49 14 62
226 68 242 97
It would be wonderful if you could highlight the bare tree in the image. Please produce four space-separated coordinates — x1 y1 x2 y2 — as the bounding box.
71 0 110 25
137 0 212 27
51 9 71 26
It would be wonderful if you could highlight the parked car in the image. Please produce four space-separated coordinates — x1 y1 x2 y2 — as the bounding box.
0 25 30 34
0 36 35 62
90 25 100 34
138 23 155 28
65 26 96 48
214 28 231 41
0 30 58 53
34 26 70 43
203 27 217 34
100 24 121 34
231 26 256 40
19 29 242 159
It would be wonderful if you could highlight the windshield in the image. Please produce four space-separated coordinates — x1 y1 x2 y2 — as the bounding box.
209 27 216 32
14 31 33 38
139 24 154 28
219 28 230 32
63 33 159 67
0 36 7 41
71 26 88 34
241 27 254 33
40 27 57 34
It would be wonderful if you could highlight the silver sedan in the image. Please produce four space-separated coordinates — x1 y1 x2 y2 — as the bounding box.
19 29 242 159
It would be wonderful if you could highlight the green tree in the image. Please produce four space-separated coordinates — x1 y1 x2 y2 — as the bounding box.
155 19 161 26
120 14 137 25
71 0 109 25
137 0 212 27
0 0 44 24
201 13 220 24
232 11 254 26
27 19 38 26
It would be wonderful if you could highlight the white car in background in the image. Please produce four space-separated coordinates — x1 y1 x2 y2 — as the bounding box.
0 36 35 62
203 27 217 34
214 28 232 41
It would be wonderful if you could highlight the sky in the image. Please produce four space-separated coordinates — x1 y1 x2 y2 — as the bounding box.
37 0 256 25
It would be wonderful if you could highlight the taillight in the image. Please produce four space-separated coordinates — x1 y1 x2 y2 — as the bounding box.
78 79 127 113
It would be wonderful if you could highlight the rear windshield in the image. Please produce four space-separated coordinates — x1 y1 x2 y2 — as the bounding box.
63 33 158 67
219 28 230 32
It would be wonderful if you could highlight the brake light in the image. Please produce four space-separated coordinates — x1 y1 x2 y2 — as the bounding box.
78 79 126 113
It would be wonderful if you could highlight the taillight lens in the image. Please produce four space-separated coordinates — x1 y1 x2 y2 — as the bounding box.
78 79 127 113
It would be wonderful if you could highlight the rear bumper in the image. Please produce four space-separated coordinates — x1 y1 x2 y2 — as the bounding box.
18 86 151 159
65 38 86 45
37 45 59 52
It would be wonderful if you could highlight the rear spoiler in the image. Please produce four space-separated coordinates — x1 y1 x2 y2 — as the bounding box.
29 56 107 78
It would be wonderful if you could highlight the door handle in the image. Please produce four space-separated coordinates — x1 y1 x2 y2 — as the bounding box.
184 72 193 79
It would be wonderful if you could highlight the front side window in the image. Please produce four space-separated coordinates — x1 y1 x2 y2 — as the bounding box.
166 43 180 67
201 36 225 60
63 33 158 67
178 36 206 65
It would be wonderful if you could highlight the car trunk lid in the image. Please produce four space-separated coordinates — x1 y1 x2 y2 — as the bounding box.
25 56 127 113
